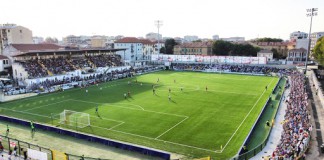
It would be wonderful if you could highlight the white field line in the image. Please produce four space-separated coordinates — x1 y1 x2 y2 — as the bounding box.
70 99 145 111
217 78 275 153
176 74 248 81
207 90 258 96
155 116 189 139
0 97 225 152
153 84 200 93
0 81 123 107
70 99 188 118
108 122 125 130
23 99 71 112
0 106 51 118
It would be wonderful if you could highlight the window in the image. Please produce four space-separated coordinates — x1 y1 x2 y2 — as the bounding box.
20 30 22 33
2 60 4 64
7 29 10 33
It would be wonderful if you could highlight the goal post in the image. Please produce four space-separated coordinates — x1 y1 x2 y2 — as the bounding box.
59 110 90 128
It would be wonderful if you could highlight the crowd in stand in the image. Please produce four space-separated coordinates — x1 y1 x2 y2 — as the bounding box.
20 54 123 79
20 59 48 78
271 72 311 159
172 63 290 74
28 66 160 92
86 54 122 68
70 57 91 69
40 57 74 75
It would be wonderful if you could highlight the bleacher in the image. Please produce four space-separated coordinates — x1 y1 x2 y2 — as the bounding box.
19 54 123 79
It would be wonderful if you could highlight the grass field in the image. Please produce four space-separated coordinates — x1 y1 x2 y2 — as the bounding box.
0 71 279 159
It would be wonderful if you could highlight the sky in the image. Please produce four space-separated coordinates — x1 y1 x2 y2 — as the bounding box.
1 0 323 40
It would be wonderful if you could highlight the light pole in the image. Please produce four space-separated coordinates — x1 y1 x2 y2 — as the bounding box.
305 8 318 73
155 20 163 57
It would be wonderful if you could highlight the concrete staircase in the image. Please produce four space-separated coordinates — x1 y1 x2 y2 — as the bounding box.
37 60 53 76
86 57 96 68
67 59 79 70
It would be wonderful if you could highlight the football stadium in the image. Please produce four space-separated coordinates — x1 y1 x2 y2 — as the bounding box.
0 44 300 160
0 1 321 159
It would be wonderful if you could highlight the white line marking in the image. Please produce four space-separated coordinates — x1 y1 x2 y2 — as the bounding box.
218 78 275 152
23 99 71 112
207 90 258 96
108 122 125 130
70 99 145 111
70 99 188 118
155 116 189 139
0 107 51 118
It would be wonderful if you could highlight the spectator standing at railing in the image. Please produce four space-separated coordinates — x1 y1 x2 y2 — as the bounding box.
6 125 9 137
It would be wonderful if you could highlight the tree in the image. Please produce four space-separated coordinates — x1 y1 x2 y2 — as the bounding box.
213 40 259 56
271 48 280 59
254 37 283 42
212 40 233 55
193 40 202 42
164 39 178 54
45 37 58 44
159 47 166 54
313 37 324 65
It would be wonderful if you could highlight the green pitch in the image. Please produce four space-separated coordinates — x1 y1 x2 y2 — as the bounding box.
0 71 278 159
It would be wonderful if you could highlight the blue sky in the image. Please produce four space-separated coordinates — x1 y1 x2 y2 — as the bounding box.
1 0 323 40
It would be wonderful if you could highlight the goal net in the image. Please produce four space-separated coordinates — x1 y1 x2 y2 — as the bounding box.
59 110 90 128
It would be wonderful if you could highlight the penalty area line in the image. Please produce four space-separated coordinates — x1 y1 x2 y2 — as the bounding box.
155 116 189 139
217 78 275 153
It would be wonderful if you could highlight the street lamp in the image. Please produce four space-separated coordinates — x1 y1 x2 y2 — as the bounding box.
305 8 318 73
155 20 163 57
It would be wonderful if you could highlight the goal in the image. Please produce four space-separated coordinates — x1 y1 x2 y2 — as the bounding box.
59 110 90 128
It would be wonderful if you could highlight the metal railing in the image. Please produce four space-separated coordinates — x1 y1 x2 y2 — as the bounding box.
0 134 110 160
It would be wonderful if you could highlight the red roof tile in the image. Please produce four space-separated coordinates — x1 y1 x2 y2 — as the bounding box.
115 37 143 43
175 42 212 48
11 44 61 52
0 55 8 60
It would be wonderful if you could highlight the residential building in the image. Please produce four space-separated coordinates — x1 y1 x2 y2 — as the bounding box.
114 37 144 65
63 35 82 45
251 42 288 57
221 37 245 42
174 42 213 55
296 39 309 52
174 37 184 44
0 55 10 72
146 32 162 41
290 31 308 41
184 35 199 42
0 24 33 54
257 49 273 61
287 48 307 62
212 35 219 40
33 37 44 44
310 32 324 55
141 39 156 61
91 36 107 48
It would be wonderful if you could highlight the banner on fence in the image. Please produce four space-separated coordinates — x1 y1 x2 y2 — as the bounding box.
151 55 267 64
52 149 67 160
28 148 48 160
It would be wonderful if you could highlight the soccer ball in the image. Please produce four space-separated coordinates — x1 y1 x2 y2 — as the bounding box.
86 90 88 93
100 88 102 90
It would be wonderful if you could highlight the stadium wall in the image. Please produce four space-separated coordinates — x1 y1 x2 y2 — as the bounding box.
0 115 171 160
235 77 282 158
310 70 324 108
